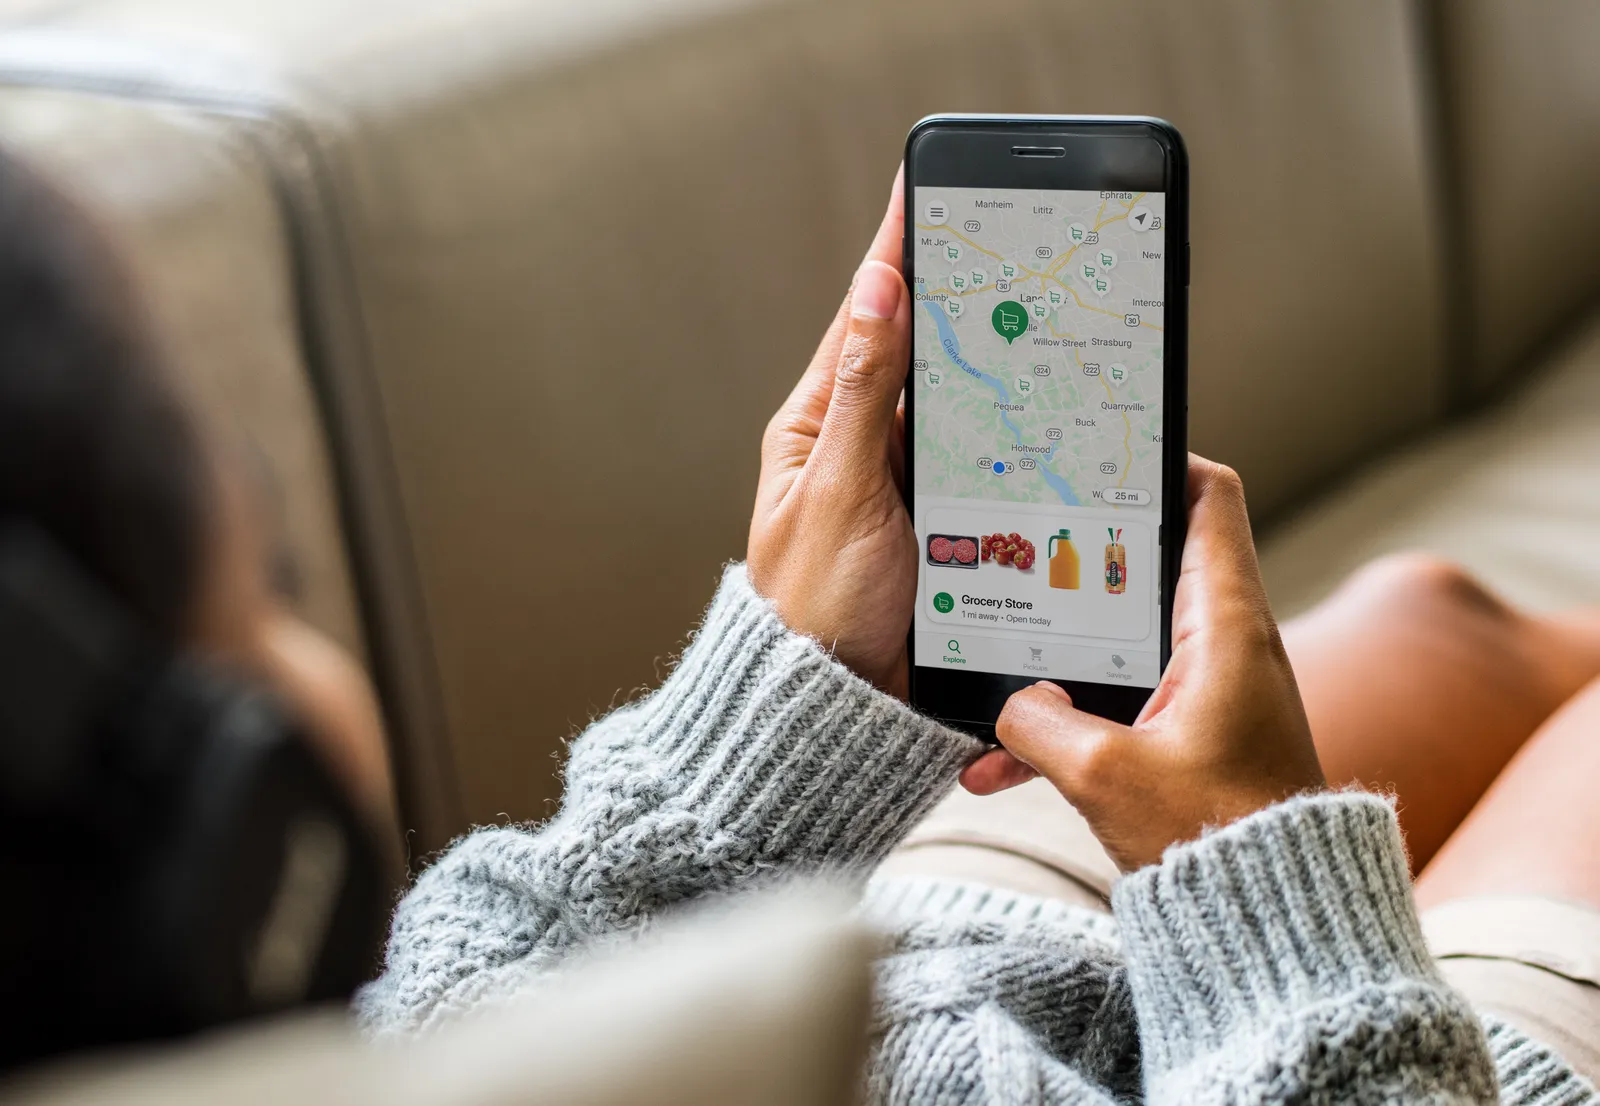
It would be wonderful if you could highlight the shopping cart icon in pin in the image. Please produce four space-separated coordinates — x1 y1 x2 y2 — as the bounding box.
999 307 1022 332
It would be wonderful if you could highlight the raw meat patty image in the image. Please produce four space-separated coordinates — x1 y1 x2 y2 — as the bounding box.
927 533 980 568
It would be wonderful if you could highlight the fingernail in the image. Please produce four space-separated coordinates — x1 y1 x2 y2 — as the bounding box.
851 261 900 320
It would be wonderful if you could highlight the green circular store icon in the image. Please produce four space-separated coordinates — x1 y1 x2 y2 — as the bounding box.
992 300 1028 344
933 591 955 613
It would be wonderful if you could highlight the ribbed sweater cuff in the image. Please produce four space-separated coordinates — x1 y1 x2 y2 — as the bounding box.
1111 791 1436 1073
1486 1018 1600 1105
632 564 984 871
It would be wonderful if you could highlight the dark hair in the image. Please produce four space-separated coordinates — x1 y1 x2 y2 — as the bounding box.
0 147 204 640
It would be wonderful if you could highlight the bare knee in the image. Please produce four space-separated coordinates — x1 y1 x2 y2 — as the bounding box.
1335 552 1514 626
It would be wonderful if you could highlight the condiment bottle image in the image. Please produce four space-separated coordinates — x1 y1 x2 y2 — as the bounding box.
1048 529 1080 590
1105 528 1127 594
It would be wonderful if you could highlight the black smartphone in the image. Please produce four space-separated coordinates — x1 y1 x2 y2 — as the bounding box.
903 115 1188 737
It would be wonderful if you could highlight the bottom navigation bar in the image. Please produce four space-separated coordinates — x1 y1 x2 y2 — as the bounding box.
915 631 1158 689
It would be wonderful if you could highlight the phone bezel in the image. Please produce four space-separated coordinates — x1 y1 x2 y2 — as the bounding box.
902 114 1189 737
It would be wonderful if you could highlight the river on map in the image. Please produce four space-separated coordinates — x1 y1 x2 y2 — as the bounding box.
919 289 1081 507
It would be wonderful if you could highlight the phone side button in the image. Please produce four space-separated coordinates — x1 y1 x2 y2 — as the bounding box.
1182 241 1191 286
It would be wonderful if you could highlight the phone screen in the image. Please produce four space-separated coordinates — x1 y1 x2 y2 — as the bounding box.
911 185 1168 693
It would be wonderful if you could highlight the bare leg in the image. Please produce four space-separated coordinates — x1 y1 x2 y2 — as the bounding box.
1281 554 1600 873
1417 673 1600 910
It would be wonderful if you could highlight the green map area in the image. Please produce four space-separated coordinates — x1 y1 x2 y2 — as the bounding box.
912 187 1167 509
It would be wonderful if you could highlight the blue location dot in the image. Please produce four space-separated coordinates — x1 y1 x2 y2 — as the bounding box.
992 461 1007 475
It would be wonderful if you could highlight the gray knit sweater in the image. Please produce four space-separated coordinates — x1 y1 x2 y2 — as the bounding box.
358 566 1596 1104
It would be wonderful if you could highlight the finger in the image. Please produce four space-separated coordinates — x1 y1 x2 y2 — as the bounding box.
995 682 1128 798
1177 454 1276 634
811 259 909 469
782 166 904 394
861 163 905 272
763 165 907 465
959 748 1038 795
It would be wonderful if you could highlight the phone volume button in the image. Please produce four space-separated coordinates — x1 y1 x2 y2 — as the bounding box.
1182 242 1191 286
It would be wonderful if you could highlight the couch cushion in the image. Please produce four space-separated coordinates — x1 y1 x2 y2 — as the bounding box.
1430 0 1600 397
0 0 1447 834
0 85 459 843
0 88 367 661
4 887 874 1106
1261 307 1600 618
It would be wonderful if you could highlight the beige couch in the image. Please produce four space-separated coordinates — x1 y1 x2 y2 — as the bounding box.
2 0 1598 852
3 886 875 1106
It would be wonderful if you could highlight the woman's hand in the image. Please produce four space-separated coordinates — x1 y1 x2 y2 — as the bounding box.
964 456 1327 870
747 170 917 696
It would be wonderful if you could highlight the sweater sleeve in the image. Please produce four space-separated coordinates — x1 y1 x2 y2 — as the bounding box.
356 564 983 1037
1112 792 1596 1105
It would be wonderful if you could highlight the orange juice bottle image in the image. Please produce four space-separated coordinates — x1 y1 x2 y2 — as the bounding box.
1104 527 1127 594
1048 529 1080 590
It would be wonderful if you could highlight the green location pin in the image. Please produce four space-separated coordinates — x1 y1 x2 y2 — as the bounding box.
992 300 1028 344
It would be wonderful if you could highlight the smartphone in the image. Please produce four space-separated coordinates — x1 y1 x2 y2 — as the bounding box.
903 115 1188 735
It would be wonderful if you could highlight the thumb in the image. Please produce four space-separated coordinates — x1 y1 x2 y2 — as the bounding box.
1180 454 1273 618
813 260 909 469
994 682 1129 799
